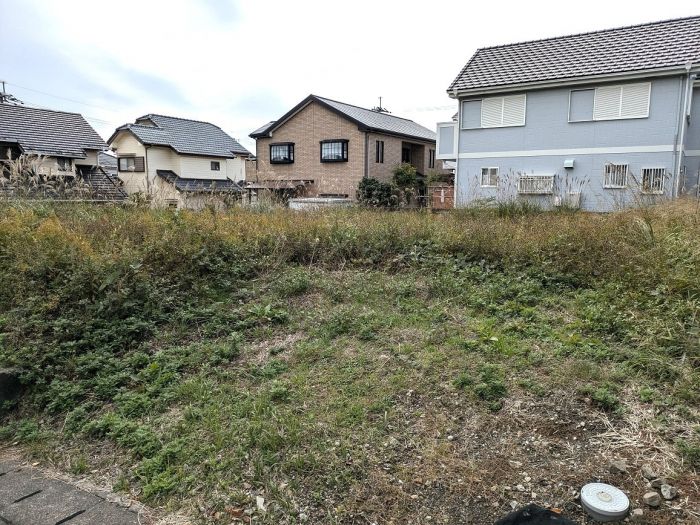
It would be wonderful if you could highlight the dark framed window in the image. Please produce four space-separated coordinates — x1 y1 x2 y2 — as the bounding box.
375 140 384 163
211 161 221 171
401 147 411 164
118 156 145 172
428 149 435 169
320 140 348 162
270 143 294 164
56 157 73 170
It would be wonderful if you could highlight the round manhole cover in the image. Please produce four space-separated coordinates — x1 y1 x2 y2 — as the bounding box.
580 483 629 521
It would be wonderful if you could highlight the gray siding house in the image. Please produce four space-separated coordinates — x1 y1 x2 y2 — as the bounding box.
437 16 700 211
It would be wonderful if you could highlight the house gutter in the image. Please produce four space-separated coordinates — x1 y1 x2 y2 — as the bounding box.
363 132 369 179
449 65 700 98
145 145 151 194
673 64 693 198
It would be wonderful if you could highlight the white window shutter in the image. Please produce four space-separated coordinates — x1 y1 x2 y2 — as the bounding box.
620 83 650 118
502 95 526 126
593 85 622 119
481 98 503 128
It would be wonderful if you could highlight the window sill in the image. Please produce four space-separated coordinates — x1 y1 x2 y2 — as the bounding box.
320 159 348 163
603 185 627 189
270 160 294 165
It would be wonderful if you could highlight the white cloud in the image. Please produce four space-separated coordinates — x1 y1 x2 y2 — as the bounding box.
2 0 698 150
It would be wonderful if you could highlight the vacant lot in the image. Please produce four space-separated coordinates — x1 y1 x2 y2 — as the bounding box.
0 202 698 524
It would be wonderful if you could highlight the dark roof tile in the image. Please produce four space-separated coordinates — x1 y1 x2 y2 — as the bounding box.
449 16 700 93
250 95 436 142
0 104 106 157
111 114 251 158
156 170 242 193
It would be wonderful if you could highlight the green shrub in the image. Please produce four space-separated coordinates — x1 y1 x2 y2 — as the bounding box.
589 384 620 411
392 163 418 189
357 177 398 208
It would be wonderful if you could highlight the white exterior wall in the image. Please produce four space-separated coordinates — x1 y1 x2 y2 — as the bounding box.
226 157 245 182
110 132 149 194
179 156 227 180
109 129 247 206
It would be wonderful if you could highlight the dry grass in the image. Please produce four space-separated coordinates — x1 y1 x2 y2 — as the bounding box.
0 199 698 524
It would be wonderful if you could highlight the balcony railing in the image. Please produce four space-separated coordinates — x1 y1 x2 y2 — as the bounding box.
518 174 555 194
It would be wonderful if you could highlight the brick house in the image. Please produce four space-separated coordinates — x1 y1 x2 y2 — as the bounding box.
248 95 445 200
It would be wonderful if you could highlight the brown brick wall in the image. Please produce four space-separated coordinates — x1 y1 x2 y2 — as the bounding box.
251 101 446 199
253 101 366 198
367 133 446 182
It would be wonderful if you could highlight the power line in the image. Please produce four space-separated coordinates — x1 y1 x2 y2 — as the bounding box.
17 97 123 128
6 81 122 114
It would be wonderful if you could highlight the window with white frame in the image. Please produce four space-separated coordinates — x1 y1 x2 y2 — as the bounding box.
641 168 665 194
518 174 555 194
481 94 526 128
593 82 651 120
480 167 498 187
604 163 628 188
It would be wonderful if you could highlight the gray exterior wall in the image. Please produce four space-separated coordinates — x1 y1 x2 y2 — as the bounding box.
683 86 700 196
454 75 693 211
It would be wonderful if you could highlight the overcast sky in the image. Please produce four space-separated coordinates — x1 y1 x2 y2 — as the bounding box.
1 1 697 152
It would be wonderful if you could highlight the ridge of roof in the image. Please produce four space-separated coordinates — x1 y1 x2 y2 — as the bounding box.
138 113 227 128
1 103 87 118
110 113 251 157
313 95 417 123
475 15 700 53
251 94 436 142
0 102 107 156
448 15 700 93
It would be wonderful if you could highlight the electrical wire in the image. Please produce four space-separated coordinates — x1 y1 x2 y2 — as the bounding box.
6 81 122 113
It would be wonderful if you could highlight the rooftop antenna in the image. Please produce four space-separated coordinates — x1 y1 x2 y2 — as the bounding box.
372 96 390 114
0 80 24 105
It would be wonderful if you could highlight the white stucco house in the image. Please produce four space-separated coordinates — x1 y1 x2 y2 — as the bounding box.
108 114 252 209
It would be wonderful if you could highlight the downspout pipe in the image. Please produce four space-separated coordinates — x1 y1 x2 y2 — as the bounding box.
364 132 369 179
674 64 693 198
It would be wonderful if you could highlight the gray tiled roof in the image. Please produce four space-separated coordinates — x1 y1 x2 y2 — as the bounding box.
111 114 251 158
449 16 700 93
250 121 276 137
0 104 106 158
250 95 436 142
156 170 242 193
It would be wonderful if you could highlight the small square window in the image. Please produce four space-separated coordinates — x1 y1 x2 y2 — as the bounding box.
320 140 348 162
641 168 665 194
270 143 294 164
56 157 72 170
480 167 498 187
604 163 628 188
211 161 220 171
118 156 145 172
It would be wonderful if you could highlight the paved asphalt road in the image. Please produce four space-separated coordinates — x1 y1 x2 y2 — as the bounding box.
0 459 141 524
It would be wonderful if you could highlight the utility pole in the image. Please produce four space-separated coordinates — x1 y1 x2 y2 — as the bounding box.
0 81 23 105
